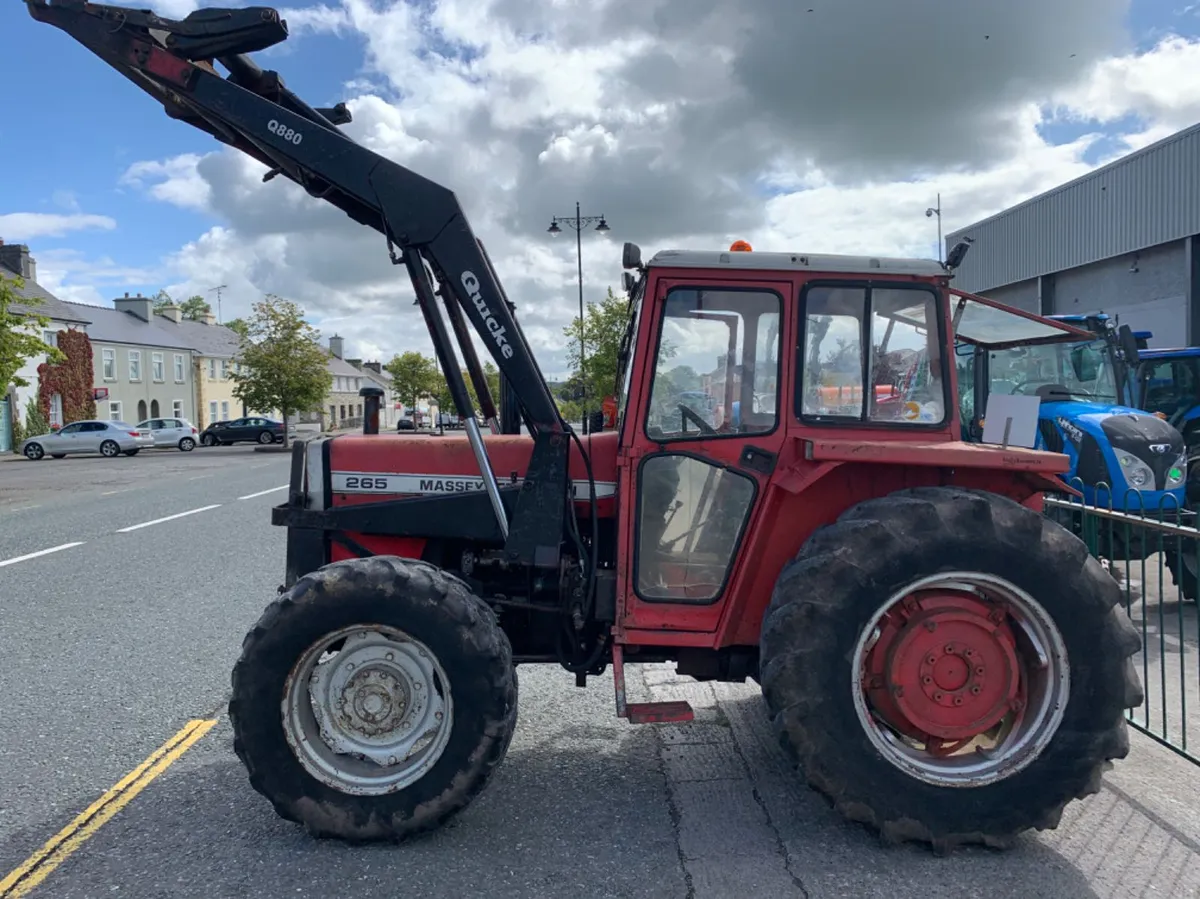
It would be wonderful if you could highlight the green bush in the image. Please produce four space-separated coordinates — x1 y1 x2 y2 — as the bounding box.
23 397 48 437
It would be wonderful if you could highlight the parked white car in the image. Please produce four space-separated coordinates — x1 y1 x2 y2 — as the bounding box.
135 417 200 452
20 420 153 460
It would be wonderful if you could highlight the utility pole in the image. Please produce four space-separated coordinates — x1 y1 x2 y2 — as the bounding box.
547 203 610 431
209 284 228 323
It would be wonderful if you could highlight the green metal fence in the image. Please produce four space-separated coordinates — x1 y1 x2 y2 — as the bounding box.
1043 486 1199 766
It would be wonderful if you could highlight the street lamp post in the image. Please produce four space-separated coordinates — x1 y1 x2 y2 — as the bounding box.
925 194 943 263
548 202 610 431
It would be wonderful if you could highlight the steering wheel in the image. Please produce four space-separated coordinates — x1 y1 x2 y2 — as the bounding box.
679 403 717 435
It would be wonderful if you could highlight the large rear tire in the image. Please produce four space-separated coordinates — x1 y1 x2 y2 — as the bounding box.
759 486 1143 852
229 556 518 842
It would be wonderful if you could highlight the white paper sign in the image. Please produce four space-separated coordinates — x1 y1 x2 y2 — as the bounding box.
981 393 1041 449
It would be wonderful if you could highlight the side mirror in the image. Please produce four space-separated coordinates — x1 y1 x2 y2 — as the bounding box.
622 241 642 270
622 271 636 293
587 410 606 434
1118 324 1141 366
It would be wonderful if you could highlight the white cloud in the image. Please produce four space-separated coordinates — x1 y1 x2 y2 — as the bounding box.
0 212 116 241
119 154 212 212
91 0 1200 380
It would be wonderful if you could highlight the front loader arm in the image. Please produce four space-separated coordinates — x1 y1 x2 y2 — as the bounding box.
25 0 563 435
26 0 572 565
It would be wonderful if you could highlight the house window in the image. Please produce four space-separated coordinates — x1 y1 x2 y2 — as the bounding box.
357 403 363 417
208 359 217 380
340 405 346 419
209 401 219 423
221 400 229 420
49 394 63 427
128 349 142 381
102 348 116 380
174 354 185 383
172 399 184 419
152 352 165 382
329 405 336 422
221 360 230 379
108 401 122 420
42 329 58 347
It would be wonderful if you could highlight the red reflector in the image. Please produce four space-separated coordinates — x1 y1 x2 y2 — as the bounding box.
191 427 197 434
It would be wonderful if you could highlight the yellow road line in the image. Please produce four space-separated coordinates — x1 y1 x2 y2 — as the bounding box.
0 718 218 899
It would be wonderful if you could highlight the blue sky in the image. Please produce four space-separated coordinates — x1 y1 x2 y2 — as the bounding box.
4 0 1200 368
0 3 367 298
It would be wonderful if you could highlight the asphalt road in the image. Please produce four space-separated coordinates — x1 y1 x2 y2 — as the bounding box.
0 447 1198 899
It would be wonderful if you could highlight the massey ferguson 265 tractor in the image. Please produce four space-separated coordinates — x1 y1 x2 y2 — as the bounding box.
30 1 1144 853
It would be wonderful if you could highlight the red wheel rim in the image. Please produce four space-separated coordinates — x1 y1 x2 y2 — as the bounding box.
851 572 1070 786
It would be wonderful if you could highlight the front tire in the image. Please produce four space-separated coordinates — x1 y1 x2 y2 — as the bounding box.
229 556 518 842
759 486 1143 852
24 443 43 460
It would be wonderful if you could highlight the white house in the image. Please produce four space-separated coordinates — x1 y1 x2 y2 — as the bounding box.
1 242 91 450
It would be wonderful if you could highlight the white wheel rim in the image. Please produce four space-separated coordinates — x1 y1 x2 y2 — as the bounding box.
850 571 1071 788
283 623 454 795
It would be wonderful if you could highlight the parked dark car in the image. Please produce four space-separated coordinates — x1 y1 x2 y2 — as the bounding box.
199 416 292 446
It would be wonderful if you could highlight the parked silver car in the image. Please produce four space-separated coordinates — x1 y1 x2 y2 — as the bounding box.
20 420 153 460
134 417 200 452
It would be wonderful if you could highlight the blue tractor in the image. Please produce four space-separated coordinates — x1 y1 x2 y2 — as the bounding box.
951 309 1189 565
1131 339 1200 599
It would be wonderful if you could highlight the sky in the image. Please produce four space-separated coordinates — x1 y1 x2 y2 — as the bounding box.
4 0 1200 379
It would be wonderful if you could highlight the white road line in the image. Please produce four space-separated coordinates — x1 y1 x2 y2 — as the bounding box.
238 485 288 500
188 475 211 481
116 504 222 533
0 542 85 568
101 490 123 496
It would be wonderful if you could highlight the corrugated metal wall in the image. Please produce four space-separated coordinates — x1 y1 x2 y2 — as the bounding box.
946 122 1200 294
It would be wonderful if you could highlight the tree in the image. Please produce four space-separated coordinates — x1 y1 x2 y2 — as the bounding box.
385 351 439 412
560 286 630 421
432 360 502 417
152 290 213 321
230 294 330 448
1 275 62 397
225 317 251 338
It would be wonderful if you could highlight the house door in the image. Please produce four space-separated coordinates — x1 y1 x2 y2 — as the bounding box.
0 398 11 453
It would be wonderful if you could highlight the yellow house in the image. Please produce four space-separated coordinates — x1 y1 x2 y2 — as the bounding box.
154 305 245 428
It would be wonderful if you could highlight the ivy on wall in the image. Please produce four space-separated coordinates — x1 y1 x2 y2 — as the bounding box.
38 329 96 424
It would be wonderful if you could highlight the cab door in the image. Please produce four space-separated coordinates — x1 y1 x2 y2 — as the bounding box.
618 276 791 634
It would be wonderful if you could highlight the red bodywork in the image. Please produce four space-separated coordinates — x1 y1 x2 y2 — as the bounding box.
325 267 1070 656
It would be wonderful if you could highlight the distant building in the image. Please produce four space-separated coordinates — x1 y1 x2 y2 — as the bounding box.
154 303 245 428
72 293 198 425
946 122 1200 347
0 241 90 449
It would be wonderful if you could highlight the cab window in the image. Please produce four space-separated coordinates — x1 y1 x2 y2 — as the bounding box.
644 286 782 441
798 283 947 425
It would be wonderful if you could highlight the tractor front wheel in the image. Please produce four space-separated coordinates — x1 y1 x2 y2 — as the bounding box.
229 556 518 841
759 486 1143 852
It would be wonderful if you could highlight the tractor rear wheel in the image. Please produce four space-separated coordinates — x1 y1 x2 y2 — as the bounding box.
229 555 518 842
759 486 1143 852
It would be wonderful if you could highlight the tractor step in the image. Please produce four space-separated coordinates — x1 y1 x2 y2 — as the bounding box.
610 642 695 724
624 701 695 724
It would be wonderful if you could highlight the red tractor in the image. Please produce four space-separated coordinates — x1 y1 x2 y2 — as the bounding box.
29 0 1143 852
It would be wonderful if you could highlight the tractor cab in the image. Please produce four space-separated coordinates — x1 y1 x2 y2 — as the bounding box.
948 309 1188 541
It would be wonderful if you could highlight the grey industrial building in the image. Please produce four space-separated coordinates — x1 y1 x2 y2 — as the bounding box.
945 121 1200 348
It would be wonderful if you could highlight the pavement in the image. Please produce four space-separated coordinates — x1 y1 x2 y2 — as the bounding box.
0 448 1198 898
